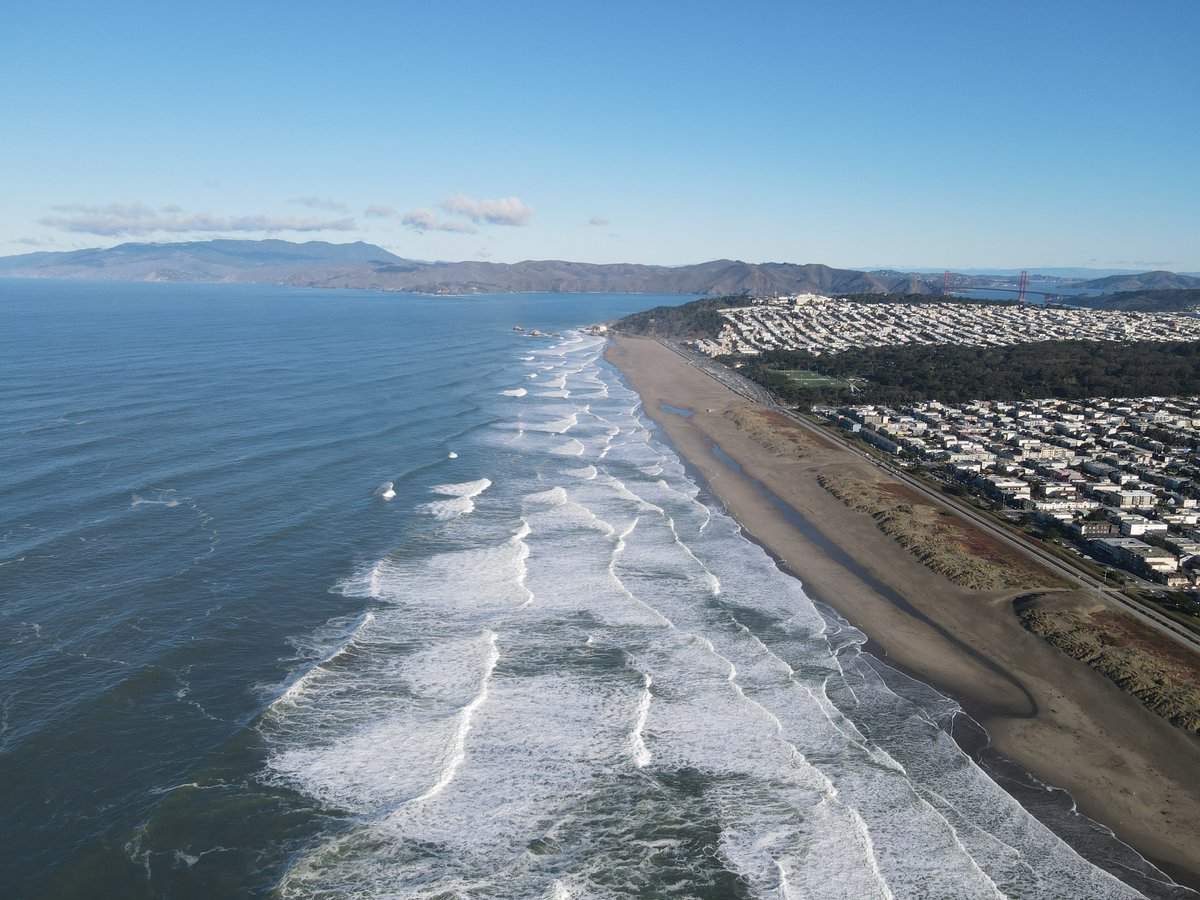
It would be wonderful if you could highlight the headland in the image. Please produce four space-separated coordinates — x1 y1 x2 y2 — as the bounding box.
606 334 1200 890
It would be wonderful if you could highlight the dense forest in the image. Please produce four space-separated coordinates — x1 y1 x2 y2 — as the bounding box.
612 295 748 339
738 340 1200 408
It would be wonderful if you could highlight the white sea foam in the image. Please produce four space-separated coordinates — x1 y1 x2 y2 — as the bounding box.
411 630 500 802
430 478 493 498
500 388 528 397
604 517 674 628
553 438 585 456
525 486 568 506
374 480 396 500
525 412 577 434
630 672 653 768
419 478 492 519
130 493 179 509
419 497 472 519
274 611 376 706
265 627 505 816
357 530 535 615
270 339 1147 899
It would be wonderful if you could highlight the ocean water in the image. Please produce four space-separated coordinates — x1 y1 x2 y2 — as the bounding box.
0 279 1183 898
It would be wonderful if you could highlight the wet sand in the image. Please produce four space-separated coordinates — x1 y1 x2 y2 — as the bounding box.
606 334 1200 890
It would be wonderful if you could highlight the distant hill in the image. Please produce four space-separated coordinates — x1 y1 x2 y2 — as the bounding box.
5 240 1195 298
0 239 402 285
609 296 749 339
1076 270 1200 292
1072 288 1200 313
0 240 943 296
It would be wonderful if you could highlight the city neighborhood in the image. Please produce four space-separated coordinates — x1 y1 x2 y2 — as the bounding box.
691 294 1200 357
825 396 1200 591
680 293 1200 593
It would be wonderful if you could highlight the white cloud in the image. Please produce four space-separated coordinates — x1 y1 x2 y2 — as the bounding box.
293 197 349 212
364 205 395 218
588 216 609 226
397 192 532 234
439 193 533 226
400 208 477 234
42 203 356 237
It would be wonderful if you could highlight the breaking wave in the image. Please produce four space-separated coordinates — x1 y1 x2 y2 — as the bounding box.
418 478 493 520
267 331 1152 900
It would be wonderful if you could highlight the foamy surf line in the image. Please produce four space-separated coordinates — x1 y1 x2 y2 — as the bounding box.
418 478 493 519
599 338 1188 899
265 333 1163 899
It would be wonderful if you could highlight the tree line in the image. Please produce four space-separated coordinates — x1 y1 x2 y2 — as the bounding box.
737 340 1200 408
613 295 749 339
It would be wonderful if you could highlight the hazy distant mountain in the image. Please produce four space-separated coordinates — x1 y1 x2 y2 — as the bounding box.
897 267 1156 279
8 240 1196 297
0 240 402 285
1072 288 1200 313
0 240 943 296
1075 270 1200 292
6 240 1200 300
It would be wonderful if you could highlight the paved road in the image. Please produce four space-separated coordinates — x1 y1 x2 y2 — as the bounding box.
659 339 1200 656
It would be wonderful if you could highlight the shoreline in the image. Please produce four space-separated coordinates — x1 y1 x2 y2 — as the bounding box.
605 334 1200 893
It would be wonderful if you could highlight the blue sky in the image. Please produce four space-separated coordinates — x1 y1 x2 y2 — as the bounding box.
3 0 1197 270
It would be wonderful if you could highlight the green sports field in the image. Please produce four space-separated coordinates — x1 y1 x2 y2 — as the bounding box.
778 370 848 389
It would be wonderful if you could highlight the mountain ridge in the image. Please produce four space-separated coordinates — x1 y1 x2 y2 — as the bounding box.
0 240 944 295
2 239 1196 296
1074 270 1200 292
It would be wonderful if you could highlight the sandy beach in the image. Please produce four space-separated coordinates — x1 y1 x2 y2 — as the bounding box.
606 335 1200 889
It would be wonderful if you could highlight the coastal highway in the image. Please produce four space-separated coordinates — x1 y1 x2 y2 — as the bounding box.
654 339 1200 657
